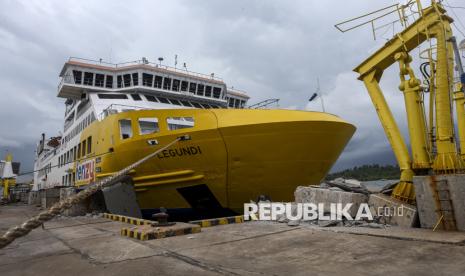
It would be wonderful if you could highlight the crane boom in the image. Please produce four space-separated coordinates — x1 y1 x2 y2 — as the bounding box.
355 5 452 78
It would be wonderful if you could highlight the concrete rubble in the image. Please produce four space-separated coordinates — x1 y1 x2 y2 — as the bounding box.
295 185 368 217
368 193 418 228
270 178 420 229
325 178 369 194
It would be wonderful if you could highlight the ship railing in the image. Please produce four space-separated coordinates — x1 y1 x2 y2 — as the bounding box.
99 104 150 120
63 120 73 132
247 99 280 109
227 87 249 96
57 69 227 96
67 57 224 82
40 148 56 162
58 74 75 92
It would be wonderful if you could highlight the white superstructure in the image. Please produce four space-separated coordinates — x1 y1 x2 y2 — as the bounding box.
33 57 250 191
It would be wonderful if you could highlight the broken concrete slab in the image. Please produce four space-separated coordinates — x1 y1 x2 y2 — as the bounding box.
318 220 341 227
326 180 369 194
368 193 418 228
361 179 398 193
295 186 368 217
332 178 362 187
287 219 300 226
359 222 386 229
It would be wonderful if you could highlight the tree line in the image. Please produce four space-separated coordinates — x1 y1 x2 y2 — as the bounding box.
326 164 400 181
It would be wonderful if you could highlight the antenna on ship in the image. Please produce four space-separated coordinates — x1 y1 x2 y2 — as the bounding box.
174 54 178 69
158 57 164 66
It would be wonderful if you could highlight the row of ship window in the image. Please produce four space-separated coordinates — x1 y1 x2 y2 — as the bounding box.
64 113 96 144
63 173 74 187
38 134 92 186
38 163 52 178
119 116 194 140
58 136 92 168
57 115 193 185
97 93 246 109
227 97 246 108
97 93 226 109
72 70 224 99
59 116 194 166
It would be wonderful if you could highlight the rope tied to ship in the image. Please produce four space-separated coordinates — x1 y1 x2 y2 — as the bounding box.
0 135 190 249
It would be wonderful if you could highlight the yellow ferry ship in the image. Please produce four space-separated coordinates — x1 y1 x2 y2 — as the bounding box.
33 57 355 217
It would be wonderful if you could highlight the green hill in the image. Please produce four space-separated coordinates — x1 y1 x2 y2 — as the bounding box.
327 164 400 181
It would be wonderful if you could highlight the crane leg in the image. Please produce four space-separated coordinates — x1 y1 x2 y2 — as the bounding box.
361 70 416 203
431 24 463 172
395 52 431 171
454 90 465 161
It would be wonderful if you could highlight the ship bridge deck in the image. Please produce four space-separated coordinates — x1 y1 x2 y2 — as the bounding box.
57 57 228 104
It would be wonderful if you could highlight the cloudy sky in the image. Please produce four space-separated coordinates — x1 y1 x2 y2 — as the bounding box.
1 0 465 179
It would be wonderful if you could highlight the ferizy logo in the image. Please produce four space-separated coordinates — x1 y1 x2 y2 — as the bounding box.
244 203 375 221
76 159 95 183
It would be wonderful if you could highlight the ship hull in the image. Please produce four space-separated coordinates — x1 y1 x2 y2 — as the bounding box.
76 109 355 215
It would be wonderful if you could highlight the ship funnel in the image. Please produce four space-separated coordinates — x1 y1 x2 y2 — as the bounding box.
38 133 45 155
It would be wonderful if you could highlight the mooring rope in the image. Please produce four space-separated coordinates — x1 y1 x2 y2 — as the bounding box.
0 135 189 249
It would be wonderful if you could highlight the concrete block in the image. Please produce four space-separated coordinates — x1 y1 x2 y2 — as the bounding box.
28 191 41 205
60 187 87 216
294 186 368 217
20 192 29 202
368 194 418 228
41 188 60 208
414 174 465 231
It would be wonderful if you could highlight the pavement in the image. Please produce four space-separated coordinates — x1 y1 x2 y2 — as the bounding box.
1 204 465 276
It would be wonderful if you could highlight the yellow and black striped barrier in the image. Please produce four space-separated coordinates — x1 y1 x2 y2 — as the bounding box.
189 215 244 228
103 213 152 226
121 224 201 241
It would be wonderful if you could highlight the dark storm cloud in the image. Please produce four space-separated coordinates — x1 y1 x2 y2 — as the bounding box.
0 0 464 175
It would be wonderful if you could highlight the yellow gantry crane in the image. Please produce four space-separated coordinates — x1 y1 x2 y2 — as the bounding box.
353 1 465 203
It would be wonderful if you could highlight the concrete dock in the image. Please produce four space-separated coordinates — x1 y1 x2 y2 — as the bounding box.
1 204 465 276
